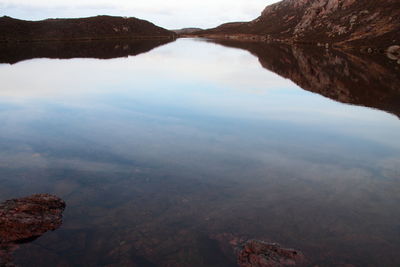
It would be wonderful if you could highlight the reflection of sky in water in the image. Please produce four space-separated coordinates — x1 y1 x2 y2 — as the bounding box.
0 39 399 170
0 39 400 266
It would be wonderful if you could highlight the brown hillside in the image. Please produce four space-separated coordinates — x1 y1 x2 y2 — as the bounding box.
196 0 400 48
0 15 176 42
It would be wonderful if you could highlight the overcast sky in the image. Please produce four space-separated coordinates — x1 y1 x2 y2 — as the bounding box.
0 0 280 29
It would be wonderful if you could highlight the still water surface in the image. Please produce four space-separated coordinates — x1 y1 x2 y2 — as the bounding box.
0 39 400 266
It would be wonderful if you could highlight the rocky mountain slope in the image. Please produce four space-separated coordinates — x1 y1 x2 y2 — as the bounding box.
197 0 400 48
0 15 176 42
210 39 400 118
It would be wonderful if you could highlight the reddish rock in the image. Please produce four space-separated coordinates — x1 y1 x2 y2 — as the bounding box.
237 240 306 267
0 194 65 266
0 194 65 244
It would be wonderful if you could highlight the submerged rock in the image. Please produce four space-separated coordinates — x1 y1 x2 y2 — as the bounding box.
237 240 306 267
0 194 65 266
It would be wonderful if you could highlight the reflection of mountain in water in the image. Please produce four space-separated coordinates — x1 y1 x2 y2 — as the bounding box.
2 38 399 118
210 40 400 118
0 39 174 64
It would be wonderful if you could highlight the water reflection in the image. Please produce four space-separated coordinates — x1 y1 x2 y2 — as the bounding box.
0 39 174 64
0 39 399 266
209 39 400 118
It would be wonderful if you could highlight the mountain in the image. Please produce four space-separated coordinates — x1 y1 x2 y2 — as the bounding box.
172 28 203 35
209 39 400 118
195 0 400 48
0 15 176 42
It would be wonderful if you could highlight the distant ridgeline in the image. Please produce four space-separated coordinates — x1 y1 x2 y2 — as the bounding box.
191 0 400 48
0 15 176 42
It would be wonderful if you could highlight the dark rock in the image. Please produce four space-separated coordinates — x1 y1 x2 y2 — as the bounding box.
237 240 306 267
0 194 65 266
0 194 65 244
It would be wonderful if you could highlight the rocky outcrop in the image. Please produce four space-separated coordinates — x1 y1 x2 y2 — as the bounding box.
0 194 65 266
195 0 400 48
0 194 65 243
0 38 174 64
210 39 400 118
0 15 176 42
237 240 306 267
210 234 307 267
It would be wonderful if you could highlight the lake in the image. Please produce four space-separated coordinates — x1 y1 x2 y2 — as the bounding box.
0 38 399 266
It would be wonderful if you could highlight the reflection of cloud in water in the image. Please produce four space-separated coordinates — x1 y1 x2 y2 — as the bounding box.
0 39 289 100
1 40 399 152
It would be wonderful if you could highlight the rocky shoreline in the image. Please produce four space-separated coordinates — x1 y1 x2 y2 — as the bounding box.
0 193 307 266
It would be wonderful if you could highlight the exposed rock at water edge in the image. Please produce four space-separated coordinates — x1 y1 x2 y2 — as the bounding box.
0 194 65 266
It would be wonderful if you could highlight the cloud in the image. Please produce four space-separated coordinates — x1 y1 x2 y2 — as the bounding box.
0 0 281 28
